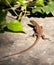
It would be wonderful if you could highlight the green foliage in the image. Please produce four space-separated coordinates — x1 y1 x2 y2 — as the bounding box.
42 1 54 14
17 0 25 6
0 0 12 6
32 0 54 14
32 7 42 13
0 10 7 31
0 0 25 6
27 0 44 7
0 0 18 6
7 20 23 32
0 0 54 33
35 0 44 6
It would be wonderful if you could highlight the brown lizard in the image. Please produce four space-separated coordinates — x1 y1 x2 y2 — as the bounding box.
0 20 49 63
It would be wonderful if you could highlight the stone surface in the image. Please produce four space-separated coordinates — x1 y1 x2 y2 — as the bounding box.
0 15 54 65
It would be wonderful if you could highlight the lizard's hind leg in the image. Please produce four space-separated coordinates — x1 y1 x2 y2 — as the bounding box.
41 35 51 41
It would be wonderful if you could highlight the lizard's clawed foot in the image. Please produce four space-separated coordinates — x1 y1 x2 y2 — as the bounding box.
41 35 51 41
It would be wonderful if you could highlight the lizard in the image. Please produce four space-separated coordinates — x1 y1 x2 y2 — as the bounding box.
0 20 49 63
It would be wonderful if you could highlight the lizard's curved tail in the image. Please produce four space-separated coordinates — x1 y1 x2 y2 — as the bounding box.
0 36 38 63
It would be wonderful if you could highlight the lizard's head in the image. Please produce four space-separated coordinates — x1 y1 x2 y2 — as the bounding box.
30 20 37 26
30 20 35 23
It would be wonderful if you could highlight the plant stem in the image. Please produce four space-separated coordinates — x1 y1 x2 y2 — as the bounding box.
5 0 18 16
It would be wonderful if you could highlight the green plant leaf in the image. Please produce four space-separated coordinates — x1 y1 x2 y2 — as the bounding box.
27 0 44 7
32 7 42 13
31 1 54 15
7 20 23 32
35 0 44 7
42 1 54 14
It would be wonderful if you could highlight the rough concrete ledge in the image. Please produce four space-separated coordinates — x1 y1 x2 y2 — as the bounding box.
0 16 54 65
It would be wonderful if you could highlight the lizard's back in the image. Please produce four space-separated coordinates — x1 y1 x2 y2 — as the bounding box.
30 20 43 37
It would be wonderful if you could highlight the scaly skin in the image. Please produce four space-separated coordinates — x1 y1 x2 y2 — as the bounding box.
0 20 44 63
30 20 43 38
